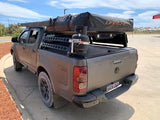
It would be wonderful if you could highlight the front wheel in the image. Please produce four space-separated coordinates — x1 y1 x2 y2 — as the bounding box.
13 53 22 71
38 72 54 108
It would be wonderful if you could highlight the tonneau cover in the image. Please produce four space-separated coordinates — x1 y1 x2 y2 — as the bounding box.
19 12 133 32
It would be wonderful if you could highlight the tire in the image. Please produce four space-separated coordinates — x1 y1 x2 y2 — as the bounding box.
13 53 22 71
38 72 54 108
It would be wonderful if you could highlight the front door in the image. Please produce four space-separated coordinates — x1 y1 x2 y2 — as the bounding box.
16 30 30 65
25 28 40 72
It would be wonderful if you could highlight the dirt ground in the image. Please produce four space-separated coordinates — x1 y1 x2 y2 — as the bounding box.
0 42 22 120
0 42 12 58
122 34 160 120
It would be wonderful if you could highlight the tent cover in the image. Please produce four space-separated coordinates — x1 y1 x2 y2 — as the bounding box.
19 12 134 32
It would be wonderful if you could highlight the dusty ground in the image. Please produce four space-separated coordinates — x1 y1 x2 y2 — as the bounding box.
2 34 160 120
0 42 22 120
122 34 160 120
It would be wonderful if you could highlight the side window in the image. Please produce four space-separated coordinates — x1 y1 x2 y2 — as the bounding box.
19 31 29 44
28 29 39 44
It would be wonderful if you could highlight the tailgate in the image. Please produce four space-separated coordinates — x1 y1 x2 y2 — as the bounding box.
87 48 137 92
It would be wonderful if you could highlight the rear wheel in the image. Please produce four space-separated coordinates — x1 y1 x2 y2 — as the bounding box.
38 72 54 108
13 53 22 71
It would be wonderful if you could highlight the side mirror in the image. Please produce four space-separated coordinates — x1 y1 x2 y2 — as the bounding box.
11 37 18 42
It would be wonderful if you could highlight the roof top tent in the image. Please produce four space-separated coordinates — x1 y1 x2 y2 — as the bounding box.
19 12 133 33
19 12 134 47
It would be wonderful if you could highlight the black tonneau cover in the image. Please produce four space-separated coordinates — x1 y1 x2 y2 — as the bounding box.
19 12 133 32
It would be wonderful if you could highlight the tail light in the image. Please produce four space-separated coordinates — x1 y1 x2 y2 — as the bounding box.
73 66 87 92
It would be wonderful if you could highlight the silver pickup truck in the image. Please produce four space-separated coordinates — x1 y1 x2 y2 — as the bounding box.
11 12 138 108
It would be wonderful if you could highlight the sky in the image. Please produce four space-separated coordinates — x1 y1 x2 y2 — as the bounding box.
0 0 160 27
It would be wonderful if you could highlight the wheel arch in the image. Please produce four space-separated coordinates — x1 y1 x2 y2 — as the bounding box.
37 66 49 76
10 49 14 55
37 65 56 91
37 66 68 108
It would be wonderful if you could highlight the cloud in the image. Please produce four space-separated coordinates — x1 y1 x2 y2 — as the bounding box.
135 11 160 27
61 0 106 9
137 11 159 21
106 10 160 27
7 0 27 3
0 2 49 19
123 11 135 15
106 11 135 19
136 19 160 27
8 18 30 23
48 0 160 10
0 21 8 24
48 1 58 7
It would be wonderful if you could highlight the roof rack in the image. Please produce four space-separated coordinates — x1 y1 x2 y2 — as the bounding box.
18 18 53 27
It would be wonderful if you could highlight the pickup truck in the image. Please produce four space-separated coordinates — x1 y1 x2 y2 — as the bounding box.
11 13 138 108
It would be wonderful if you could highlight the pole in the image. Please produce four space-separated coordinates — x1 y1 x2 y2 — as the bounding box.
64 9 67 15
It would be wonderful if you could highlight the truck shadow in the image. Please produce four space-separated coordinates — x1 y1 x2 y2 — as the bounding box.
53 100 134 120
4 66 135 120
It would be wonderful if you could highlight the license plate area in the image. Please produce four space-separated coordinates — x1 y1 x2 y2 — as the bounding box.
106 81 121 93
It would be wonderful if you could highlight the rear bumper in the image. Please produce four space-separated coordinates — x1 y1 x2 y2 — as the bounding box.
73 74 138 108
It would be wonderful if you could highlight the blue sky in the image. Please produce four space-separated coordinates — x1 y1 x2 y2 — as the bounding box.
0 0 160 27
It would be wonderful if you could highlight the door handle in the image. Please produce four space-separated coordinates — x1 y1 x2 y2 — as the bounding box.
22 46 25 49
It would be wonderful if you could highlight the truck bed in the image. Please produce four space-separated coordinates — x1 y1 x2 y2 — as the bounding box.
84 44 129 58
